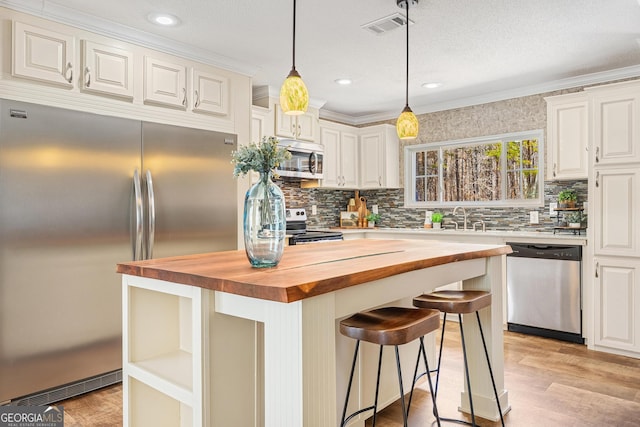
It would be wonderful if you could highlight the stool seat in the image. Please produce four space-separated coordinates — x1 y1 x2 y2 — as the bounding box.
340 307 440 346
413 290 491 314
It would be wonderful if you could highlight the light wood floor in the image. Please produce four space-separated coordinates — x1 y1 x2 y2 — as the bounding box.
57 324 640 426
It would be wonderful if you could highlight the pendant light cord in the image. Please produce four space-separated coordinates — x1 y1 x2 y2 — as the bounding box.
292 0 297 70
405 0 410 108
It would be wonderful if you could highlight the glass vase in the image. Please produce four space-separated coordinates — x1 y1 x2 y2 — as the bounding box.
243 172 286 268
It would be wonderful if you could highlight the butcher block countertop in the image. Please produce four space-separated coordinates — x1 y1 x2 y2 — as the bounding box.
116 239 511 303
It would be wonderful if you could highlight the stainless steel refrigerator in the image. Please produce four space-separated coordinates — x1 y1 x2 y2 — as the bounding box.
0 99 237 404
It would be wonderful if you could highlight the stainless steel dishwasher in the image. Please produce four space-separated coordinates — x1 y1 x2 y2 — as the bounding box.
506 243 584 344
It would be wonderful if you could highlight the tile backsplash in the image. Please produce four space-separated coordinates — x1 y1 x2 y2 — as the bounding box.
278 179 587 232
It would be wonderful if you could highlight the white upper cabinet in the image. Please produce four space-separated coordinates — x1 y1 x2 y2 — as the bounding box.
589 82 640 166
143 56 187 109
81 40 134 99
251 106 273 143
359 124 400 189
592 167 639 257
275 105 317 141
545 93 589 180
192 69 229 116
12 21 75 88
320 123 358 188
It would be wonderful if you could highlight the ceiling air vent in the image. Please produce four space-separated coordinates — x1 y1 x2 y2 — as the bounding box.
361 13 410 35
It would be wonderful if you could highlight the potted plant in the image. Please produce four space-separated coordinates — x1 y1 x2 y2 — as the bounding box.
431 212 443 229
565 211 587 228
365 212 380 228
558 189 577 208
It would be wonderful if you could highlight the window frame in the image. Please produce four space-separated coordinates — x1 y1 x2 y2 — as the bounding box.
403 129 545 208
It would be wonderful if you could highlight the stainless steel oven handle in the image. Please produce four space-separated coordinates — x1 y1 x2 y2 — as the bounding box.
145 170 156 260
132 169 143 260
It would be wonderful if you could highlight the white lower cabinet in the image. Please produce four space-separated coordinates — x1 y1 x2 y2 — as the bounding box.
593 257 640 356
123 276 206 427
12 21 75 87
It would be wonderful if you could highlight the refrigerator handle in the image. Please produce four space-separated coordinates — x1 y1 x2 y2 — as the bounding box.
132 169 143 261
145 170 156 259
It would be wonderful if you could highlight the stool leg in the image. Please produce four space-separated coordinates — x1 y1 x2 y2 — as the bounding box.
476 311 506 427
419 337 442 427
340 343 385 427
394 346 408 427
434 312 447 397
459 313 478 426
372 345 384 426
340 340 360 427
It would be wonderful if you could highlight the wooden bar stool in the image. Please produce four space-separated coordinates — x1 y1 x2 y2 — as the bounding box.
410 290 505 427
339 306 442 427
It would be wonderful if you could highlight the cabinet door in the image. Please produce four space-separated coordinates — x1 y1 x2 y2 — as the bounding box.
12 21 75 87
546 95 588 179
143 56 187 108
82 40 133 99
593 257 640 354
592 87 640 165
593 167 640 257
251 107 269 143
295 112 316 141
192 69 229 116
360 132 383 188
320 127 341 187
340 132 359 188
275 105 296 139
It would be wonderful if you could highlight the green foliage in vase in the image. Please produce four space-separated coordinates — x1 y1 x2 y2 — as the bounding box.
231 136 292 177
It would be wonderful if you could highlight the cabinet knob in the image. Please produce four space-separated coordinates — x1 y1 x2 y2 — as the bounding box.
182 88 187 107
595 171 599 188
553 163 557 178
595 146 600 163
595 261 599 278
85 66 91 87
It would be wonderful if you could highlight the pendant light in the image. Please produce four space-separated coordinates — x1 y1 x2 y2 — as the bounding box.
280 0 309 115
396 0 419 139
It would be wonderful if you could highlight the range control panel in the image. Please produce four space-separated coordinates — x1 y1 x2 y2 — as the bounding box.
285 208 307 222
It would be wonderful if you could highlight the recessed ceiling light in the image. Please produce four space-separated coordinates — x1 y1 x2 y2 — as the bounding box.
335 78 352 86
422 82 442 89
148 13 180 26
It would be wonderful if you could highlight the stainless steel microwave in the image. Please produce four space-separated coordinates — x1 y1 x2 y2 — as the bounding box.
275 139 324 179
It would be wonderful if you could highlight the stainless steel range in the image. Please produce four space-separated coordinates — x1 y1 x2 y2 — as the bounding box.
286 208 343 245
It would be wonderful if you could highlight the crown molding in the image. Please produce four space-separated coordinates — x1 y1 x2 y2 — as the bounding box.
0 0 258 77
322 64 640 126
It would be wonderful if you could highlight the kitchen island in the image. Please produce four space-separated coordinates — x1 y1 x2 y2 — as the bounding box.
117 239 512 426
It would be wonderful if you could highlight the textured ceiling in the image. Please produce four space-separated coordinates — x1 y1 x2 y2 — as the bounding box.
4 0 640 123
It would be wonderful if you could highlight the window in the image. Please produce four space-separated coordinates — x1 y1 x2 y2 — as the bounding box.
405 130 544 207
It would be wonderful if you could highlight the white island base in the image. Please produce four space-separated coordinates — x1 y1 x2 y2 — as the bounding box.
120 241 510 426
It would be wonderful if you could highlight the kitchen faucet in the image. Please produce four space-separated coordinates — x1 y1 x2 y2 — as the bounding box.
453 206 468 230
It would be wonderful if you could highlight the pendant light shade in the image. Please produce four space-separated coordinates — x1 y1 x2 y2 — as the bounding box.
396 0 419 140
280 0 308 115
397 105 419 139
